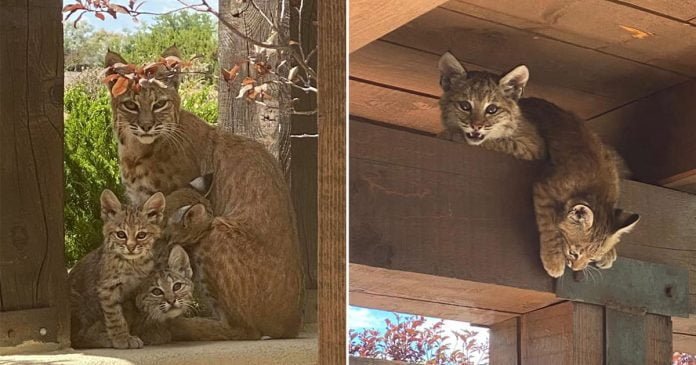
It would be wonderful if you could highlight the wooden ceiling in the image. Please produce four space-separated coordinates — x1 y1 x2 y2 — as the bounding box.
349 0 696 186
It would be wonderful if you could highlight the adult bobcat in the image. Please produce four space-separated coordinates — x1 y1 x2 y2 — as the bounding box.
104 46 304 338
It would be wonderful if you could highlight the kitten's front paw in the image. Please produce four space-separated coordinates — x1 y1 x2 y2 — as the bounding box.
595 249 617 269
111 335 144 349
542 255 566 278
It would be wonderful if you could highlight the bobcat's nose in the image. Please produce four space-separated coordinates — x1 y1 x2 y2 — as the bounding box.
470 123 483 131
140 124 154 133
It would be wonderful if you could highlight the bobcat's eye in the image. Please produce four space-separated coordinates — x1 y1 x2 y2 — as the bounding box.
153 100 168 110
123 101 139 111
173 282 182 291
136 232 147 240
115 231 127 239
151 288 164 296
458 101 472 112
485 104 499 114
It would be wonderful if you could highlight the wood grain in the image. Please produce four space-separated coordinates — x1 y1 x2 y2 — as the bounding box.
520 302 603 365
350 264 556 325
489 317 519 364
442 0 696 76
350 40 617 120
0 0 69 348
645 314 672 364
674 333 696 353
350 120 696 317
318 0 346 362
382 7 685 107
620 0 696 21
349 0 448 53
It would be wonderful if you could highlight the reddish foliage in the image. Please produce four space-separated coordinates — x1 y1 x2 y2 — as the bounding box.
349 314 488 365
674 352 696 365
101 56 193 97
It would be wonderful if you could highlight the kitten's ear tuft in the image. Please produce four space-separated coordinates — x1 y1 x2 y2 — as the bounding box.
568 204 594 228
499 65 529 100
161 44 182 59
105 49 127 67
614 209 640 235
438 52 466 91
189 174 213 195
168 245 193 279
143 192 166 223
100 189 122 220
184 204 209 228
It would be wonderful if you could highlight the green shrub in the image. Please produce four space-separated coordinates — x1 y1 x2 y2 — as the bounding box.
64 82 122 267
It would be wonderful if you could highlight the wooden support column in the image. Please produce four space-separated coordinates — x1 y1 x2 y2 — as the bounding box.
490 317 519 365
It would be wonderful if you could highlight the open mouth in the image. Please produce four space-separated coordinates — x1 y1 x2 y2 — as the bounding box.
464 132 485 142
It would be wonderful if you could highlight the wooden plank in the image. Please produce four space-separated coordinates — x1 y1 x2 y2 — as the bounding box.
674 333 696 354
0 308 58 347
661 170 696 195
588 80 696 184
645 314 672 364
382 7 686 106
350 40 617 119
0 0 69 349
350 358 407 365
350 120 696 315
442 0 696 76
490 317 519 364
521 302 603 365
290 136 318 289
349 0 448 53
350 264 555 326
607 0 696 22
317 0 346 363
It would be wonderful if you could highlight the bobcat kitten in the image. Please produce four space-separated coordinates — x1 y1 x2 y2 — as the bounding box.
437 52 545 160
69 189 166 349
525 99 640 277
71 245 194 348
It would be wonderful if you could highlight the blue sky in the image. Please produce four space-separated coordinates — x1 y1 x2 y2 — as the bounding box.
349 305 489 353
63 0 218 32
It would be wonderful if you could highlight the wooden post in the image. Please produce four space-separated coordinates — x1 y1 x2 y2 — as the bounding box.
0 0 69 350
489 317 519 365
318 0 346 362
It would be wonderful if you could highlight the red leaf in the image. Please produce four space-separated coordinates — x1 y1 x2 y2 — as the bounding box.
101 73 120 84
62 3 85 12
95 12 105 20
111 76 129 97
222 63 241 82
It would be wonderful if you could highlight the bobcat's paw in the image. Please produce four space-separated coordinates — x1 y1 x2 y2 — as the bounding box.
542 254 566 278
595 249 617 270
111 335 144 349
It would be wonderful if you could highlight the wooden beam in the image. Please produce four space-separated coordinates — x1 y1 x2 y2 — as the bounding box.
441 0 696 76
588 79 696 184
0 0 69 350
674 333 696 354
490 317 520 364
349 120 696 316
349 0 448 53
520 302 603 364
318 0 346 362
350 264 557 326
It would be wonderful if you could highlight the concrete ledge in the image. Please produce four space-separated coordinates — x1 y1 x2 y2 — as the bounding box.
0 334 317 365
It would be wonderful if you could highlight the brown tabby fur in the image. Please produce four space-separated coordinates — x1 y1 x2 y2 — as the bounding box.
71 245 195 348
104 47 304 339
69 190 166 349
525 99 640 277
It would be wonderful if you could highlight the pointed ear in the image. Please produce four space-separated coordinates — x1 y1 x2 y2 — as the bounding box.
189 174 213 195
614 209 640 236
499 65 529 100
438 52 466 91
100 189 122 220
167 245 192 279
183 204 209 228
169 205 191 225
142 192 166 223
161 44 182 59
568 204 594 228
105 49 127 67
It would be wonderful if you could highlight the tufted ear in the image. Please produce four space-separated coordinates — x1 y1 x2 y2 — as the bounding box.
189 174 213 196
161 44 182 59
160 45 182 88
168 245 192 279
613 209 640 236
142 192 166 224
105 49 127 67
438 52 466 91
499 65 529 100
567 204 594 228
100 189 122 220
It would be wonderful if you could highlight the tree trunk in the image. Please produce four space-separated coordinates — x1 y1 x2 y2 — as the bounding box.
218 0 292 174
